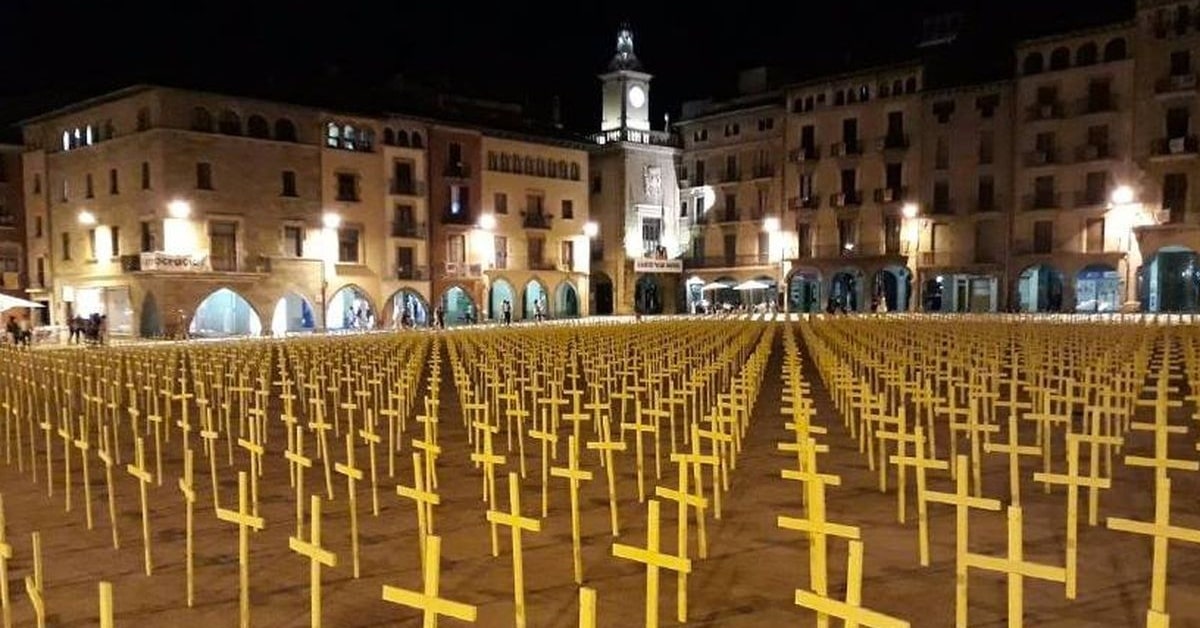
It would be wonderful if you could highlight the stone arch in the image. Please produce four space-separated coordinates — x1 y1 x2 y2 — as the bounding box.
1074 263 1120 312
326 284 376 330
246 115 270 139
1103 37 1127 62
554 280 580 318
274 118 297 142
489 278 516 321
410 131 423 148
139 291 163 338
385 288 430 328
523 278 548 319
1076 41 1098 66
872 265 911 312
1022 52 1044 75
636 274 664 314
191 107 214 132
383 128 395 145
1142 245 1200 312
787 267 822 313
829 267 864 312
1049 46 1071 71
271 291 316 336
189 287 262 338
1017 264 1065 312
592 271 614 315
440 284 477 326
218 109 242 135
751 274 779 310
396 129 410 147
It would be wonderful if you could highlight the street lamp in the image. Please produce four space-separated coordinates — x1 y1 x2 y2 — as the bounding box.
478 213 497 231
583 221 599 238
167 199 191 219
901 202 919 219
762 217 780 233
77 210 96 225
1111 185 1135 206
322 212 342 229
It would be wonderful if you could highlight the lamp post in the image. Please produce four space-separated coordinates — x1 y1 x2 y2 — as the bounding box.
1108 185 1141 310
901 203 920 312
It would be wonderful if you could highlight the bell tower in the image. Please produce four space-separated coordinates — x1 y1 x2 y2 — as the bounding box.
599 24 652 133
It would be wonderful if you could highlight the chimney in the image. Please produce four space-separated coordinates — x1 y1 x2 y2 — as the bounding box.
552 95 563 129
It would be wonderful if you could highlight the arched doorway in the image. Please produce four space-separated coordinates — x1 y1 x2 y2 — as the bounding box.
189 288 261 338
442 286 477 326
387 289 429 328
139 292 162 338
1017 265 1065 312
271 292 316 336
523 279 547 320
635 275 663 314
1074 264 1120 312
327 285 375 330
923 276 945 312
829 269 862 312
872 266 911 312
1143 246 1200 312
752 275 779 311
788 269 821 313
489 279 516 321
685 277 705 313
592 272 614 315
555 281 580 318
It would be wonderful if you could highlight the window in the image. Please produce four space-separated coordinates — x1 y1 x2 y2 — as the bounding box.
1167 106 1190 138
978 176 995 211
281 171 297 197
337 228 360 263
196 163 213 190
526 193 544 216
886 111 905 143
60 178 69 202
209 221 238 271
569 163 580 181
1034 175 1056 208
1170 50 1191 76
335 173 358 201
979 130 994 165
694 160 706 186
246 115 269 139
494 236 508 269
87 228 97 260
1036 85 1058 106
561 199 574 219
840 168 856 195
1035 132 1056 160
1103 38 1126 62
447 234 466 263
36 258 45 287
724 193 737 220
34 216 42 238
109 169 119 195
140 221 154 253
85 173 94 198
1085 218 1105 252
1084 171 1109 205
1163 173 1188 221
642 217 663 255
681 199 690 218
33 174 41 195
757 117 774 131
935 137 949 170
110 226 120 258
450 185 468 216
1023 52 1044 75
392 161 415 195
932 101 955 123
797 223 812 257
487 151 498 170
977 94 999 118
883 215 901 255
591 175 602 195
1076 43 1098 66
1050 47 1071 71
529 237 545 265
449 142 463 165
274 119 297 142
722 233 737 262
217 110 241 135
561 240 575 270
725 155 738 181
136 108 151 131
691 233 705 258
283 225 304 257
141 162 151 190
933 180 951 214
61 233 70 261
192 107 213 132
837 218 856 251
326 122 373 151
1033 220 1054 253
495 192 508 214
800 125 816 153
395 247 415 278
1087 79 1112 111
1087 125 1110 154
841 118 858 145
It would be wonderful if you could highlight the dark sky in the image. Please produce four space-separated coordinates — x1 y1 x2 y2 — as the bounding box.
0 0 1130 133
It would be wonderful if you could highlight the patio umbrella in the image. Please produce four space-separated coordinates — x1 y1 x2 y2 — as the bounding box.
0 294 43 312
733 279 772 309
701 282 730 292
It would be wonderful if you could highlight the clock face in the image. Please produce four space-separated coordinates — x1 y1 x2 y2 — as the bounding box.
628 85 646 109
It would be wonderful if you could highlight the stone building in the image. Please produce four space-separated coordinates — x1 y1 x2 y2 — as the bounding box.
0 144 25 311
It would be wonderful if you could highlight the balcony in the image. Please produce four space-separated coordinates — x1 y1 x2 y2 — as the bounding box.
1151 136 1200 158
873 186 908 204
443 262 482 278
522 211 552 229
591 127 677 146
751 165 775 179
0 215 15 228
975 194 1003 213
1023 149 1061 167
1155 73 1198 96
1026 102 1066 121
1073 190 1109 208
1075 143 1114 162
443 162 472 178
830 190 863 208
442 208 474 225
0 272 22 290
829 140 863 157
929 199 955 216
1074 95 1117 115
919 251 957 267
788 196 820 211
789 146 820 162
395 265 430 281
1022 193 1061 211
716 209 741 223
718 170 742 184
528 259 556 271
879 134 910 150
389 179 427 196
683 253 772 269
390 222 428 238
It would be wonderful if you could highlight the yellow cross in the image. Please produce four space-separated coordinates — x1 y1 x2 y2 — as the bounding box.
98 581 114 628
382 534 478 626
888 426 947 566
289 495 337 628
612 499 691 628
965 505 1066 628
398 451 441 563
794 540 910 628
983 395 1041 506
586 417 626 536
0 494 12 628
486 473 541 628
925 456 1001 627
216 471 265 628
24 532 44 628
125 436 154 576
1032 434 1110 599
335 430 364 579
551 435 593 584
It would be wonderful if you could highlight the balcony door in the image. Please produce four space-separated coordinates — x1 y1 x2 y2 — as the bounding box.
396 247 414 278
209 221 238 271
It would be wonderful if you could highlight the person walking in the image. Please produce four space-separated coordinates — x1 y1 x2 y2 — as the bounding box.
434 305 445 329
502 299 512 326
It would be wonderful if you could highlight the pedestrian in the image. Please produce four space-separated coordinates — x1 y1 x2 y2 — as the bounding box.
5 316 17 345
434 305 445 329
502 299 512 326
67 316 79 344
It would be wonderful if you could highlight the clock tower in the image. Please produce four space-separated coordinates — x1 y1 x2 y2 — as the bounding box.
599 24 651 133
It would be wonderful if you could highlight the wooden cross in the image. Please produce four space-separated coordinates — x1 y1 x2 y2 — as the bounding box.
983 396 1041 506
24 532 44 628
586 417 626 536
578 586 597 628
887 426 947 566
486 473 541 628
794 540 910 628
216 471 265 628
97 426 120 550
359 409 383 516
655 451 708 623
381 534 478 626
98 581 114 628
965 505 1066 628
1032 435 1110 599
1107 475 1200 626
551 435 593 584
335 430 364 578
528 406 558 517
622 399 657 503
125 436 154 575
0 494 12 628
612 499 692 628
289 495 337 628
924 456 1001 627
284 424 312 537
236 428 264 518
398 452 441 564
178 449 196 607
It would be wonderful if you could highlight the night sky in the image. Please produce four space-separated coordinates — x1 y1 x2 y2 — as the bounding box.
0 0 1130 134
